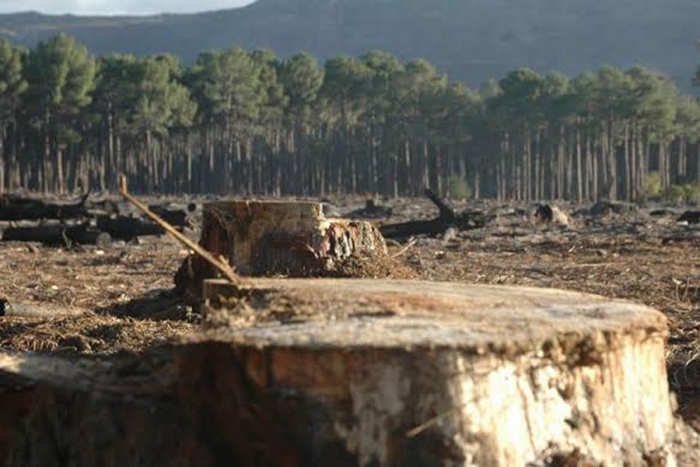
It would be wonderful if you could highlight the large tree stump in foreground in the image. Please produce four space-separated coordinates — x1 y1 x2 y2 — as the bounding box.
0 279 678 466
175 201 387 296
201 279 677 466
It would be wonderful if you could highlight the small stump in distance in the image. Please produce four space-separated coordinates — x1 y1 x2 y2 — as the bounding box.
175 200 392 297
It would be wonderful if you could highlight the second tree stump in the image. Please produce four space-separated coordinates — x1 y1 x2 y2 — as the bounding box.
175 200 388 296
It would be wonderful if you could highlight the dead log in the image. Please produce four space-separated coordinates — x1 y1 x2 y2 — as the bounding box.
649 208 677 218
424 187 457 222
96 216 167 241
0 279 678 466
346 199 393 219
678 211 700 224
0 223 110 246
85 197 120 217
378 218 447 239
174 200 387 297
379 188 491 240
588 200 637 218
0 192 89 221
147 205 190 227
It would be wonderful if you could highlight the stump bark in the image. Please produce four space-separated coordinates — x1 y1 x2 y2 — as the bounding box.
0 279 677 466
175 201 387 296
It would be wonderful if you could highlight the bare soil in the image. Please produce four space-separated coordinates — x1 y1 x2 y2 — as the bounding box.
0 237 197 355
1 195 700 460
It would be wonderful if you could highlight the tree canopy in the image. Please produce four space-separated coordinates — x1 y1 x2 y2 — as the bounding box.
0 34 699 201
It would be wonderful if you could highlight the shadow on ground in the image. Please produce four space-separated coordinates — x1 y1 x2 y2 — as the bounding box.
96 288 199 322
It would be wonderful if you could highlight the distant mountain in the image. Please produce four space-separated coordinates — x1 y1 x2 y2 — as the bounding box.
0 0 698 90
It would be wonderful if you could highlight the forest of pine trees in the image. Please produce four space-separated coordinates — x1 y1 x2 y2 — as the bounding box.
1 33 700 201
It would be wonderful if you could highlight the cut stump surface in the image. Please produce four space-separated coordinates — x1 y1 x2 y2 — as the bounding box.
0 279 677 467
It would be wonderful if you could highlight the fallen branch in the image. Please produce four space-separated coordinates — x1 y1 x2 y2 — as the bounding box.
391 237 418 258
0 299 76 318
562 263 615 270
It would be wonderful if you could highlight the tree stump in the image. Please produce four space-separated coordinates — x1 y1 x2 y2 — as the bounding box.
0 279 677 466
175 201 387 297
199 278 677 466
532 203 570 227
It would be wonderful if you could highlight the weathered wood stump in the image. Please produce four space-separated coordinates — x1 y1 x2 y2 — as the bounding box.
532 203 570 227
175 201 387 296
0 279 677 466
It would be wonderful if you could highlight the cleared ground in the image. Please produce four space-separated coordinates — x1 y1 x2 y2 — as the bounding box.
1 196 699 453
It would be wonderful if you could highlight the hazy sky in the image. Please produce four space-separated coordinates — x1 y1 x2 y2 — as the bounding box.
0 0 255 15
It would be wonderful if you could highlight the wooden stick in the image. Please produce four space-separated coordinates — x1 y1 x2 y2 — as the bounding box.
0 298 77 319
118 174 245 287
391 237 418 258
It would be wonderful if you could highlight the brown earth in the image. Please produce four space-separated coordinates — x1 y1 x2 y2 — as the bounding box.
1 196 700 461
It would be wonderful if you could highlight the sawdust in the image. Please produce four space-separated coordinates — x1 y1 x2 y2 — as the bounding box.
324 251 419 280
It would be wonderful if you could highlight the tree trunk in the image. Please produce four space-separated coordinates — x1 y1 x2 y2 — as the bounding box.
0 127 5 194
605 118 617 200
56 147 65 194
624 124 631 200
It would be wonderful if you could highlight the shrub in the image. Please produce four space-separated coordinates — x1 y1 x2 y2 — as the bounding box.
666 183 700 205
688 182 700 204
447 175 472 199
667 184 688 205
638 172 662 201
